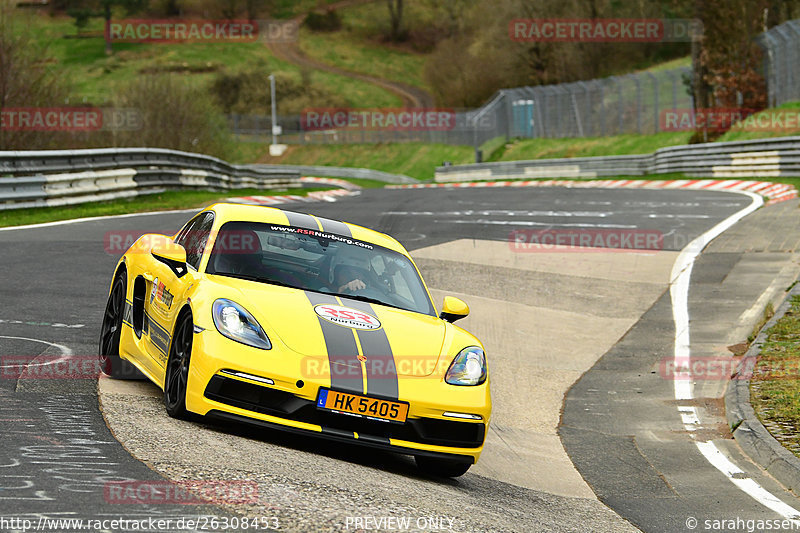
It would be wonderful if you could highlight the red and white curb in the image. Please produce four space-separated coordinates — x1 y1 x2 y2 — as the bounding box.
389 179 798 205
228 176 363 205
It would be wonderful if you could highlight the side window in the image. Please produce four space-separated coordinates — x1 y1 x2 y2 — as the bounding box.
392 269 414 302
176 212 214 270
175 215 202 249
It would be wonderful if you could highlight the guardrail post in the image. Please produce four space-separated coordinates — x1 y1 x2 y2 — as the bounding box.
646 72 659 134
610 76 624 135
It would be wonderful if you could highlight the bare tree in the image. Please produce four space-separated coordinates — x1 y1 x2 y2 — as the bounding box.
387 0 404 41
245 0 271 19
0 4 73 150
114 74 232 158
691 0 769 141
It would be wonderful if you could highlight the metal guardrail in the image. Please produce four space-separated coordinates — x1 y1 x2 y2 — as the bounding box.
0 148 302 211
434 136 800 182
249 164 416 184
0 148 419 211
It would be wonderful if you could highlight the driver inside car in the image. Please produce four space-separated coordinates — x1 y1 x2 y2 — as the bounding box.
335 264 368 293
326 248 374 295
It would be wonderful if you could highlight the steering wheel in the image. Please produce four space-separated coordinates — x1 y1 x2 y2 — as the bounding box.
347 286 385 300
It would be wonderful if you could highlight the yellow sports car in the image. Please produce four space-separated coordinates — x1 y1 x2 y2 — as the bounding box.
100 203 491 476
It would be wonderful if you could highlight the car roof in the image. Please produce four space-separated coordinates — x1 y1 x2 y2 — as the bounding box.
204 203 406 254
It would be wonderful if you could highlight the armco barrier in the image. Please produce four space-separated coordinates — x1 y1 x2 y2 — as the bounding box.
249 164 416 184
0 148 301 211
0 148 418 211
435 136 800 182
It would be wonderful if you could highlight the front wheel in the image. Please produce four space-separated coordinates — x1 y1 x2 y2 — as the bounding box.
99 273 142 379
164 311 194 419
415 456 471 478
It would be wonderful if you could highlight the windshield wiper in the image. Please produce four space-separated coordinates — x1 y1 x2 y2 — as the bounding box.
328 292 407 312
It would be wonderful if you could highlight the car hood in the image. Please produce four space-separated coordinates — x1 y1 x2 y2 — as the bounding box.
210 276 447 376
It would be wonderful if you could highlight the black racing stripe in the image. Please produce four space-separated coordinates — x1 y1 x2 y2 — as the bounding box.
341 298 399 400
305 291 364 394
316 217 351 237
148 329 169 355
145 311 171 355
146 311 171 339
283 210 319 230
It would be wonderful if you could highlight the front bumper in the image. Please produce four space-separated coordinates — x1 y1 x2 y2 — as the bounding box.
185 330 491 463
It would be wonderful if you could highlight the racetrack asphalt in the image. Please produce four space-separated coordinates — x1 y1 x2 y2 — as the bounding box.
0 186 797 532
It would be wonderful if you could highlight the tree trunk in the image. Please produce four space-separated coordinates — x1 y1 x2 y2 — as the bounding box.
387 0 403 41
104 2 113 56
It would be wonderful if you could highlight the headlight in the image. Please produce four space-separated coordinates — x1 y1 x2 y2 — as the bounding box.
445 346 487 386
212 299 271 350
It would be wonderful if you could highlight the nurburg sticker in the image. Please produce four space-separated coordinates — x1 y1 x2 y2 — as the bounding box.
314 304 381 330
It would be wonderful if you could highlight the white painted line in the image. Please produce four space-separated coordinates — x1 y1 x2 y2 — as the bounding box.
0 187 359 231
0 208 199 232
678 406 701 428
647 213 711 219
385 210 614 217
0 335 73 368
445 219 636 229
0 319 84 329
670 189 800 519
696 441 800 521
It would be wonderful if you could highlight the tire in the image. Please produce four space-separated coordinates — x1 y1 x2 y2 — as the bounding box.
164 311 193 419
99 273 142 379
415 455 472 478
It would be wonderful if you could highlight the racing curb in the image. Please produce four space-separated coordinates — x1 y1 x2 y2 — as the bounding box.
388 179 798 205
725 280 800 494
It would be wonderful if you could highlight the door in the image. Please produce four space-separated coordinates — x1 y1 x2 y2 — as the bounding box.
141 212 213 378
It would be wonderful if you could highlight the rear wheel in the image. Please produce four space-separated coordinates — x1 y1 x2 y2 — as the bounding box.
99 273 142 379
415 456 472 478
164 311 193 419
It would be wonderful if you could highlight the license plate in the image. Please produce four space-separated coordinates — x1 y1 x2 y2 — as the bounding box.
317 389 408 423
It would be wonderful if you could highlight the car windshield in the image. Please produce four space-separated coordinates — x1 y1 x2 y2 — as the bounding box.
206 221 435 316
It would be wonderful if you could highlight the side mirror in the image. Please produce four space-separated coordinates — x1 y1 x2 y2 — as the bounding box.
152 240 188 278
439 296 469 323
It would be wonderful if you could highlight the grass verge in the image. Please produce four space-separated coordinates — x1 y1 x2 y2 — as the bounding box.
0 187 331 228
262 142 475 180
751 295 800 457
717 102 800 142
494 132 694 161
